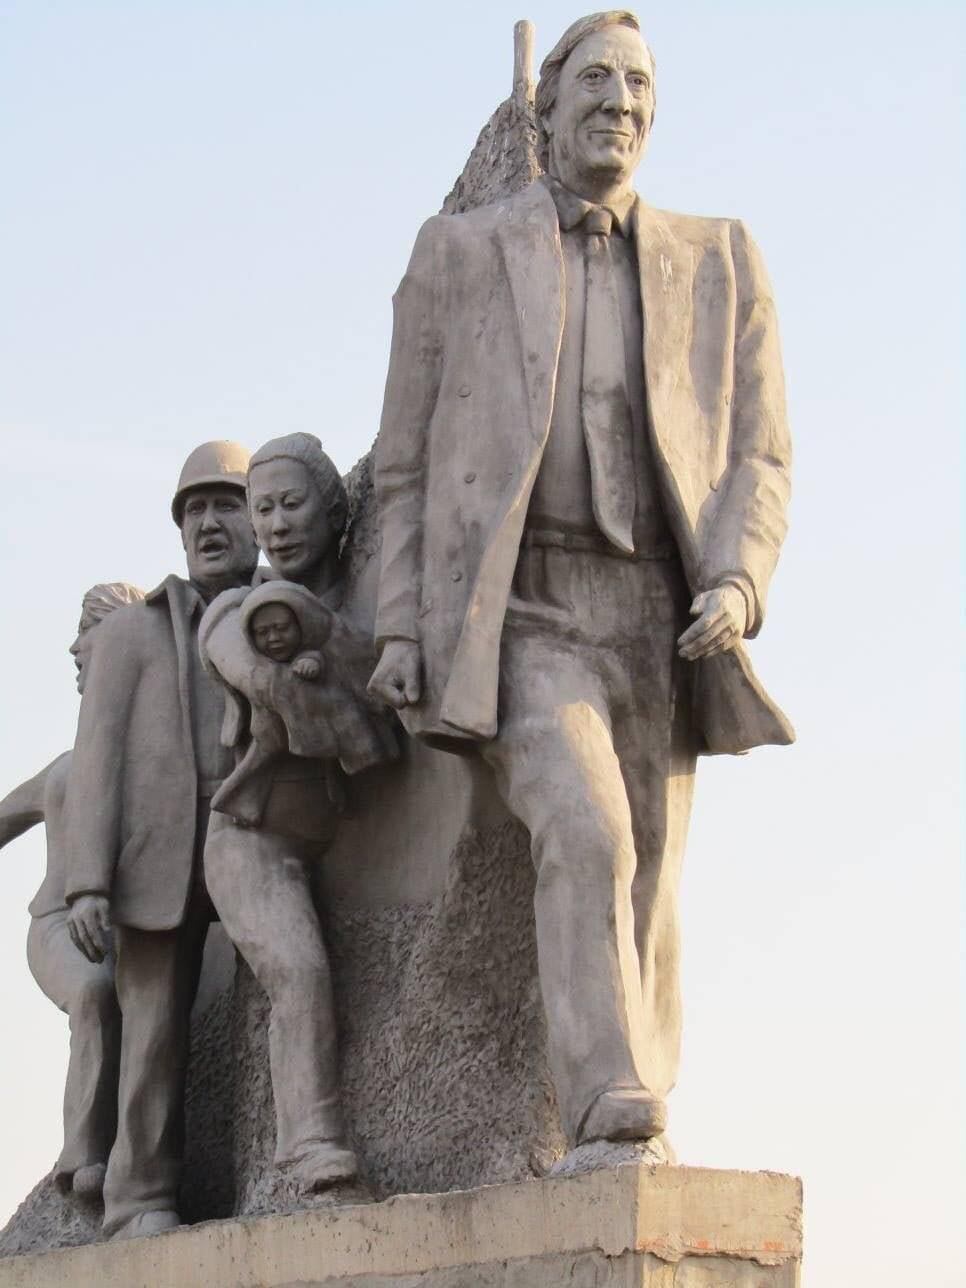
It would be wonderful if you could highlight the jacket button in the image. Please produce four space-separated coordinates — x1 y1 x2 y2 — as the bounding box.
464 471 476 484
451 570 463 582
458 384 472 397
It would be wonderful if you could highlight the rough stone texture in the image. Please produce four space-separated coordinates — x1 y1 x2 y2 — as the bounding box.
441 95 540 215
179 816 565 1221
0 1180 104 1261
548 1136 674 1177
0 1164 803 1288
0 33 552 1256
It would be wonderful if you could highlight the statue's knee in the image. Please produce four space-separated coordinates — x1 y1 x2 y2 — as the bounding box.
71 971 118 1026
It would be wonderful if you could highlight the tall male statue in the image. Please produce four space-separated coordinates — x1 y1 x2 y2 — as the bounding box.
369 11 793 1152
65 441 259 1238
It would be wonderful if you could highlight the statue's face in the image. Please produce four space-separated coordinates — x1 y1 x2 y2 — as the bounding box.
180 485 259 590
544 25 653 194
69 627 95 694
250 602 302 662
248 457 337 583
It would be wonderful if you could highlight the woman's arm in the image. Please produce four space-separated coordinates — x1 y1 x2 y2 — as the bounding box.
0 756 64 850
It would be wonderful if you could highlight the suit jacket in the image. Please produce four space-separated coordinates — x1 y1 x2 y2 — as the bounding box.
64 576 204 930
374 180 794 754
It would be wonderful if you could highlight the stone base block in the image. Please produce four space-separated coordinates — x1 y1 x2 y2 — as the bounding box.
0 1164 801 1288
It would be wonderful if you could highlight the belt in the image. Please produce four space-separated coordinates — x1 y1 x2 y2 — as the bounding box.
521 525 675 561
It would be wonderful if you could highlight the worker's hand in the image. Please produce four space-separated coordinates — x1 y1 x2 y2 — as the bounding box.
67 894 112 964
367 640 422 710
677 585 748 661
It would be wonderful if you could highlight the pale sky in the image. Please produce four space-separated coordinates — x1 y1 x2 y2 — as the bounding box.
0 3 961 1285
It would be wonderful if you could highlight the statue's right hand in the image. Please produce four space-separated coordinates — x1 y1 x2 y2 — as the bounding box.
367 640 422 710
67 894 112 964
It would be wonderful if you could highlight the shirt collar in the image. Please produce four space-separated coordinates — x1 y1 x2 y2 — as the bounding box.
540 174 637 238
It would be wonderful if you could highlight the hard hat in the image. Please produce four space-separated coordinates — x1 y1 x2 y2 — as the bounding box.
171 441 251 524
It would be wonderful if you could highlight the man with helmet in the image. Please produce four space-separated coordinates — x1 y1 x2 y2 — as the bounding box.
65 441 259 1240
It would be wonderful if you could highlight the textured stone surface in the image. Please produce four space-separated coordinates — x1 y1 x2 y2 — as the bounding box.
180 815 565 1221
0 1163 803 1288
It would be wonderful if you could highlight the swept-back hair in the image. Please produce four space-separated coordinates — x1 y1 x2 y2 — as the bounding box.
535 11 654 170
79 582 145 632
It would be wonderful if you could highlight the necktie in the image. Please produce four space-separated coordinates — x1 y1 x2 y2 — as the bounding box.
581 207 636 555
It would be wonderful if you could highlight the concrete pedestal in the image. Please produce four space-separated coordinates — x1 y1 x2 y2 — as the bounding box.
0 1163 802 1288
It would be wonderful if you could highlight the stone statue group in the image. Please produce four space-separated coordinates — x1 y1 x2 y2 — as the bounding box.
1 11 792 1243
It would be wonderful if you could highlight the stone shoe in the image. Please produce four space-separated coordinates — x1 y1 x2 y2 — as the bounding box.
109 1209 181 1241
289 1142 359 1194
577 1087 668 1145
549 1134 674 1178
71 1163 107 1201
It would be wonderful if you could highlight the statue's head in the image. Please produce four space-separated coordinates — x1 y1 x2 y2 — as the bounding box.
536 11 655 196
172 440 259 594
247 433 348 585
70 581 145 693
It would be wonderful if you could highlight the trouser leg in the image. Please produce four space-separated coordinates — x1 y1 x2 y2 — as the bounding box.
486 547 690 1142
102 905 209 1234
204 813 345 1165
482 673 650 1143
27 914 120 1179
613 686 697 1100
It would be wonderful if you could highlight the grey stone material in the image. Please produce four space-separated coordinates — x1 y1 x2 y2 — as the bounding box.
369 9 793 1161
62 441 260 1239
0 584 145 1205
1 13 800 1266
0 1163 803 1288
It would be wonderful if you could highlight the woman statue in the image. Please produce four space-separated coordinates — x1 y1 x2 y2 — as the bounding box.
202 434 396 1196
0 582 143 1199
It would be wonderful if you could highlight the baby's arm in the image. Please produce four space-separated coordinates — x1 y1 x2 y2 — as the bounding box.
291 650 324 681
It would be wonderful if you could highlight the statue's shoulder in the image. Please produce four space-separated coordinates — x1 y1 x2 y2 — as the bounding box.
93 577 179 651
416 182 550 248
642 203 765 265
643 201 738 242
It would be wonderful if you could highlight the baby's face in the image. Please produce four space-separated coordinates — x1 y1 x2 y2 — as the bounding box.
250 602 302 662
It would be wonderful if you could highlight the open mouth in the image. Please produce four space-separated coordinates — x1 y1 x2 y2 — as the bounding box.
199 539 227 557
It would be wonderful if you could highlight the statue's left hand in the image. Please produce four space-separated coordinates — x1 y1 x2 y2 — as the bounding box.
67 894 112 964
677 585 748 661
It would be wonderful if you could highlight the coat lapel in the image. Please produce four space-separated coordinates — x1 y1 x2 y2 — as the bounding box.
634 201 693 461
162 576 198 769
495 182 565 446
634 200 699 583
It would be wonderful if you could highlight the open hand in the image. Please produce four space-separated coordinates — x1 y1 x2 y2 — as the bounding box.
367 640 422 710
67 894 112 963
677 585 748 661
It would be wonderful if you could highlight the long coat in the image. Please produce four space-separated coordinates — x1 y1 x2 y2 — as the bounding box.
64 576 203 930
374 180 794 754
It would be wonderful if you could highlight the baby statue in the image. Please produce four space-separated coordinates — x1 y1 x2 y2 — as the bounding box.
200 579 397 831
248 599 323 681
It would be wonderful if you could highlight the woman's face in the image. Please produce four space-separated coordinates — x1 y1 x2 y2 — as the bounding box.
248 457 336 582
69 624 96 694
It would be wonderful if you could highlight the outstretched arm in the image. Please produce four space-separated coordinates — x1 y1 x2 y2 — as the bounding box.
0 757 63 851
